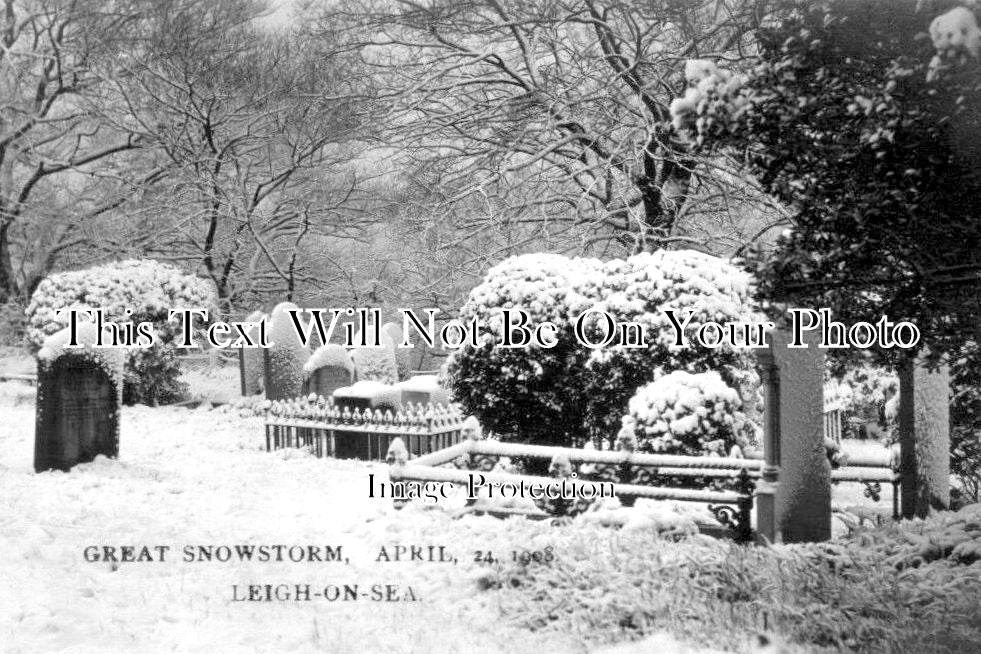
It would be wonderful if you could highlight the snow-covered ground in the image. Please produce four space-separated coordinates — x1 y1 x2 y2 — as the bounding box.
0 362 896 654
0 380 570 653
2 377 733 654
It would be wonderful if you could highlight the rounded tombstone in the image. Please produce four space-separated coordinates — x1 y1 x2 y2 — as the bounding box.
34 322 125 472
264 302 311 401
303 344 355 397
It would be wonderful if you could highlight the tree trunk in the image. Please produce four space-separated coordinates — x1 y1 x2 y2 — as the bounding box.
637 149 695 250
0 220 17 303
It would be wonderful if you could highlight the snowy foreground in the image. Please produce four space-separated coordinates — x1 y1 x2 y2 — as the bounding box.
0 379 750 654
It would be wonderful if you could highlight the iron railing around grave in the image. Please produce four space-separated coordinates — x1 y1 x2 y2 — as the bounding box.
386 438 759 542
385 436 904 539
264 395 466 461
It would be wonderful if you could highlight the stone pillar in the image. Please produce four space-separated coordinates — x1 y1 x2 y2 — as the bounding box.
239 310 265 396
766 329 831 543
755 347 780 543
303 344 355 397
898 353 950 518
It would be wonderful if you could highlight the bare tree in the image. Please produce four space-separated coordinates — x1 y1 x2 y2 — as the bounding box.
317 0 776 255
0 0 162 302
96 7 379 307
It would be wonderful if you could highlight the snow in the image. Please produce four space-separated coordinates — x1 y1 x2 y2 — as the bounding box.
268 302 309 353
303 344 354 376
333 380 401 406
670 60 750 134
37 322 126 385
930 6 981 58
396 375 442 393
0 381 594 654
25 259 216 349
0 371 915 653
628 371 742 455
458 253 606 345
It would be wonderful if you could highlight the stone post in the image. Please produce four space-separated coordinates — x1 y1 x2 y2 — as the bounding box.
898 353 950 518
239 310 265 396
755 347 780 543
763 329 831 543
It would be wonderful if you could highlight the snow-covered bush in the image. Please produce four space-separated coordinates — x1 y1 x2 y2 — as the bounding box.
583 250 760 438
627 371 743 457
350 330 398 384
446 251 759 453
25 259 217 405
669 59 750 144
833 361 900 439
444 253 605 452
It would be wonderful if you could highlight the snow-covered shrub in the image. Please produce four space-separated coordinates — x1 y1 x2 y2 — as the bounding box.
350 330 398 384
583 250 760 439
669 59 750 144
446 251 760 455
833 361 900 439
444 253 605 452
627 371 743 457
265 302 310 400
25 259 217 405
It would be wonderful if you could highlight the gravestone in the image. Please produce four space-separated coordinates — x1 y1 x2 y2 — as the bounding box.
332 381 403 459
264 302 311 401
238 310 266 396
756 329 831 543
397 375 450 406
34 323 124 473
332 381 402 413
898 353 950 518
303 344 355 397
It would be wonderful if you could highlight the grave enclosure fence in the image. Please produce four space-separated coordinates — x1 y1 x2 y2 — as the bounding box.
264 396 466 461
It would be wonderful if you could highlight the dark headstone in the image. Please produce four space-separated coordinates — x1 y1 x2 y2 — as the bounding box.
35 332 123 473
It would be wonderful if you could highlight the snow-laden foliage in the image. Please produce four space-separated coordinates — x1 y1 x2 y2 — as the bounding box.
674 0 981 362
669 59 749 140
627 371 743 456
38 321 126 384
350 330 398 384
584 250 760 438
446 251 759 453
930 6 981 57
26 259 216 405
445 253 607 454
839 363 900 428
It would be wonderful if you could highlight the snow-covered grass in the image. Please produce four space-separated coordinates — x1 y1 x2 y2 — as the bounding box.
3 377 980 654
0 380 589 654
